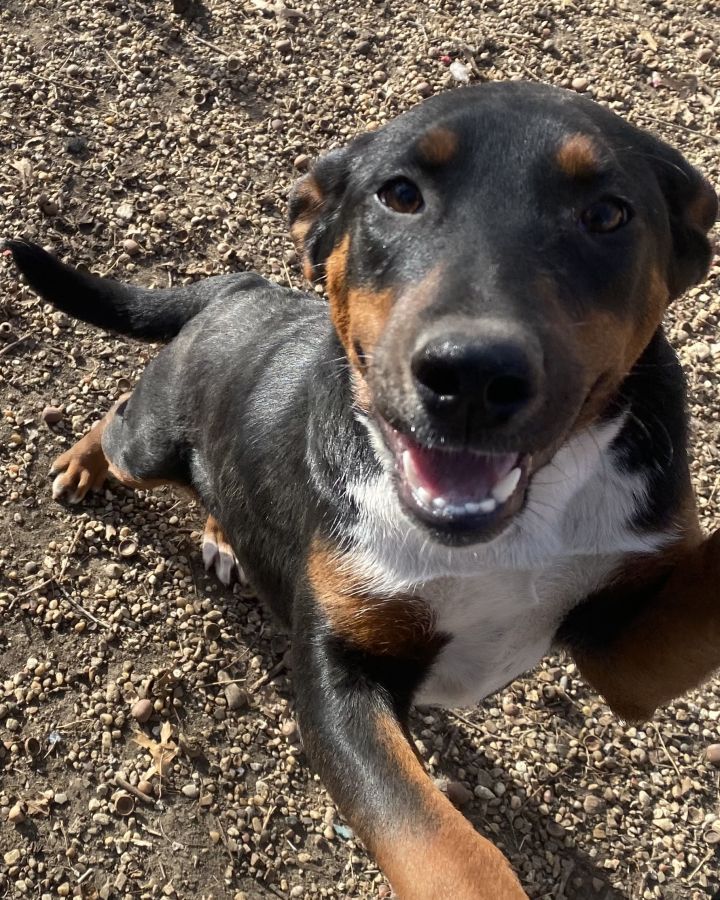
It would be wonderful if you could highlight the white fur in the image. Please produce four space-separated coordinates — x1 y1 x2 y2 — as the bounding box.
342 416 674 708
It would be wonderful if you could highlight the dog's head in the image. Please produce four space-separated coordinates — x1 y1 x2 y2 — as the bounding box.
289 82 717 545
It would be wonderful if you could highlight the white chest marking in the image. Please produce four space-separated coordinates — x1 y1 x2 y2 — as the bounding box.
341 417 672 708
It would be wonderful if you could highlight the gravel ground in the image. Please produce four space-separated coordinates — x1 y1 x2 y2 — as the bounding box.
0 0 718 898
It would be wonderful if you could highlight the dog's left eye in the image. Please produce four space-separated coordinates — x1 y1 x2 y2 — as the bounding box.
377 178 424 214
579 198 632 234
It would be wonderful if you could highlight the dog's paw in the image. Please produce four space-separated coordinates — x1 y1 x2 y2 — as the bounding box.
49 446 108 503
202 515 250 589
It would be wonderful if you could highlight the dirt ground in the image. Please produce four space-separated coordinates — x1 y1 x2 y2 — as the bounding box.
0 0 718 898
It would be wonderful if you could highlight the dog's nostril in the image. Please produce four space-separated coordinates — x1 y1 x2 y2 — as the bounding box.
485 374 532 411
412 355 461 400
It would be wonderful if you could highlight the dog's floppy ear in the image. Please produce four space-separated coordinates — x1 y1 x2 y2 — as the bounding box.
641 133 717 298
288 133 375 283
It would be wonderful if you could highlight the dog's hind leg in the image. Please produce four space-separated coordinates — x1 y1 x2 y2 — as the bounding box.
50 395 128 503
50 389 192 502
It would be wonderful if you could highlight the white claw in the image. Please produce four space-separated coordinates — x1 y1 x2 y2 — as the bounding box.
202 538 217 571
51 476 66 500
216 551 236 587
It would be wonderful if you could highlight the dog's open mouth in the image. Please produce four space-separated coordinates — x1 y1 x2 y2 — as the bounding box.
382 424 529 534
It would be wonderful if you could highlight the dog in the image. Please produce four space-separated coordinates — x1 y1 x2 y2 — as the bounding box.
6 81 718 899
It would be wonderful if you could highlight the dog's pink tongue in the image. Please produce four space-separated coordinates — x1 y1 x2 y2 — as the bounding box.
399 437 518 504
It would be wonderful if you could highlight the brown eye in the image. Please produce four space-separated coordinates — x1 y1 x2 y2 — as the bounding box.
377 178 424 214
580 198 632 234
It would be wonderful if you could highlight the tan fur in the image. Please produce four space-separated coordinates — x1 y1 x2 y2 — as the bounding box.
417 126 459 166
556 133 600 178
307 538 441 660
370 712 528 900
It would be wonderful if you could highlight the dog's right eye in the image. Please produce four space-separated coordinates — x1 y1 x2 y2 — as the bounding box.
377 178 424 214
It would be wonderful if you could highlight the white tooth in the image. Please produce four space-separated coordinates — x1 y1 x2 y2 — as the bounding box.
464 502 482 514
432 497 447 509
446 505 466 517
491 466 521 504
414 487 432 506
478 497 497 513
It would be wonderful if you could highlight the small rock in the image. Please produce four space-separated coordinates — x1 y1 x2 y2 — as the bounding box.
655 817 674 833
116 202 134 221
23 560 39 575
417 81 433 98
105 563 124 579
571 76 589 92
122 239 141 257
293 154 311 172
41 405 64 425
53 792 68 805
224 683 248 710
137 780 154 796
181 783 199 799
131 698 153 723
4 848 21 865
583 795 605 815
38 195 59 216
697 47 713 64
474 785 495 801
8 803 26 825
630 747 648 765
446 781 473 807
152 206 169 225
705 743 720 766
66 135 87 155
281 719 298 738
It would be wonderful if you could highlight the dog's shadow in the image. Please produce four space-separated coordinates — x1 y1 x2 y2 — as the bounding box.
409 698 643 900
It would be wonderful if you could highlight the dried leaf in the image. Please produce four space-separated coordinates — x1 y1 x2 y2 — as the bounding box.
11 158 33 186
25 797 50 817
132 724 177 778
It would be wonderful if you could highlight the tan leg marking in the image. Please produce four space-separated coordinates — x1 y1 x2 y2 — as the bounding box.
50 392 187 503
370 712 528 900
48 398 128 503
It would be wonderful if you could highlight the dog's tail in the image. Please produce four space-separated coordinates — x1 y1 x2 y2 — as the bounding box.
4 239 244 342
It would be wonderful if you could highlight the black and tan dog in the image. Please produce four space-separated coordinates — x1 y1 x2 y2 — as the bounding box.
6 81 719 898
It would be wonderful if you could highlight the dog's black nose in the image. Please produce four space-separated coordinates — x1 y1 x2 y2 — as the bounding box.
411 332 539 429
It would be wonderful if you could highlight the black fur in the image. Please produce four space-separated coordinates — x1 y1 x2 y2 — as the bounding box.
7 81 717 896
4 238 269 342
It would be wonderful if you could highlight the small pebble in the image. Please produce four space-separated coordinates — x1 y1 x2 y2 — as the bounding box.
571 76 589 92
446 781 473 807
181 783 199 799
41 405 64 425
224 683 248 710
131 698 153 723
293 154 311 172
122 239 141 257
705 743 720 766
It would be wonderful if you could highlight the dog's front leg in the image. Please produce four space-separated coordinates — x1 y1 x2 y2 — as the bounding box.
562 530 720 722
293 546 528 900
